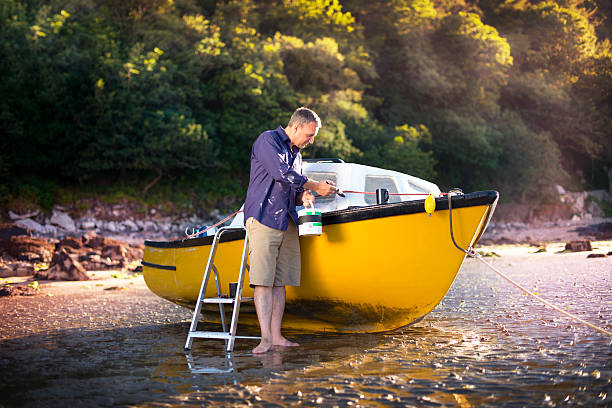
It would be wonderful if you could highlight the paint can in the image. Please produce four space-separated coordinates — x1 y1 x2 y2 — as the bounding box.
297 205 322 236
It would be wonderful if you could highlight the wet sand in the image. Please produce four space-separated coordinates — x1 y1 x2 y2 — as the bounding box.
0 238 610 407
1 240 610 341
0 271 192 341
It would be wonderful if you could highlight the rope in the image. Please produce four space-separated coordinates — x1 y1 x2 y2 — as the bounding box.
446 193 612 338
470 253 612 337
186 210 243 239
342 190 448 196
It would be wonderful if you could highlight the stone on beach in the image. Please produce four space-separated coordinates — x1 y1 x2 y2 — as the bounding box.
36 248 89 281
1 225 144 280
8 210 40 220
59 236 83 249
564 240 592 252
586 253 607 258
0 262 36 277
50 210 77 232
6 236 55 263
14 218 46 234
0 284 38 297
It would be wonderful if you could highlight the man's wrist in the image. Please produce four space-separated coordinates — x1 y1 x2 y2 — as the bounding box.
304 179 320 193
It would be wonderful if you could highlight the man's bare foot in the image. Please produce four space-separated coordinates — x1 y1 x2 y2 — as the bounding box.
252 339 273 354
272 336 299 347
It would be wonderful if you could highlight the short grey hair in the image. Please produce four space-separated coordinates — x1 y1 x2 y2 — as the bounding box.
287 107 321 129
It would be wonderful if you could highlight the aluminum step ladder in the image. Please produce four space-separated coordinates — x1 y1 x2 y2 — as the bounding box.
185 226 260 352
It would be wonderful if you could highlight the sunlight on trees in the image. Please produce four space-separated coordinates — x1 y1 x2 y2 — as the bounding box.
1 0 610 205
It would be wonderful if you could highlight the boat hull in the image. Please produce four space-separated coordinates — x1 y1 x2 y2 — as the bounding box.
143 191 498 333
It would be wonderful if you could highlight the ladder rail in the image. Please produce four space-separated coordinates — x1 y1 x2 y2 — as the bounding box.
212 265 227 333
226 233 251 352
184 228 223 350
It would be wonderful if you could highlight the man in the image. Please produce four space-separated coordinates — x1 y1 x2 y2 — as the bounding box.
243 107 337 354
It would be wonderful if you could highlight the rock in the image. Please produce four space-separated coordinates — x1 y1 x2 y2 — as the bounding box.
0 262 36 277
565 240 592 252
42 224 58 236
102 244 127 261
59 236 83 250
126 244 144 261
0 264 13 276
586 253 607 258
8 262 36 276
106 221 118 233
80 256 123 271
50 211 76 231
0 224 31 241
82 231 100 247
7 236 55 262
123 219 139 231
143 221 158 232
0 285 38 297
9 210 39 220
79 218 96 229
14 218 46 234
82 232 124 250
36 248 89 281
586 200 605 218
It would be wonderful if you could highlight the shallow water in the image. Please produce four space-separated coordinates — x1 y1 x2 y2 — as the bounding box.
1 249 611 407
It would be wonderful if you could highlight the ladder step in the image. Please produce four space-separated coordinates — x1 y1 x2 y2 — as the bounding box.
202 297 254 304
188 331 261 340
188 331 231 340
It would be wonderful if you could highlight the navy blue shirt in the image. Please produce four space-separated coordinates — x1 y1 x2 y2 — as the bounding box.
244 126 308 231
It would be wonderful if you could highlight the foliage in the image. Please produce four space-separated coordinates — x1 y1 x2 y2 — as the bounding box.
1 0 611 212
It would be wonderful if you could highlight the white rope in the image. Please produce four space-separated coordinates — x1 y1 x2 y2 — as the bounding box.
445 192 612 338
468 250 612 338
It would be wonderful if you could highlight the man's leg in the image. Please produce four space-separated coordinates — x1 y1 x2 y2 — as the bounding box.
253 285 274 353
271 285 298 346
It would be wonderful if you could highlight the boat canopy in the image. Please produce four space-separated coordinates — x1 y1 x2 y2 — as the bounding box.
230 160 440 227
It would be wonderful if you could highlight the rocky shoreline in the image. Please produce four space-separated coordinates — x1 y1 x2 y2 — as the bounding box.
7 204 225 243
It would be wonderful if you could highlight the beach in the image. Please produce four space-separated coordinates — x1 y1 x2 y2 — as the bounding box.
1 233 610 406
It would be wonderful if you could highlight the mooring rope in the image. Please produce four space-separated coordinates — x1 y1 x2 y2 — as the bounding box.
446 192 612 338
185 210 243 240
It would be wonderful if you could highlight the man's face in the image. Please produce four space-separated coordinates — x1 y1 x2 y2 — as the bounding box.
292 122 318 149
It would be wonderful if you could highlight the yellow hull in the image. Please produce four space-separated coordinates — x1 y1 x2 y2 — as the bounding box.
143 191 498 333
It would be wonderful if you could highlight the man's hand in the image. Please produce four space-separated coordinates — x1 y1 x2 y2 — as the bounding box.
304 179 337 197
301 190 315 207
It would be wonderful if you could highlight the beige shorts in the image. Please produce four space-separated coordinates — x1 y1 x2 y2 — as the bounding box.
245 217 301 287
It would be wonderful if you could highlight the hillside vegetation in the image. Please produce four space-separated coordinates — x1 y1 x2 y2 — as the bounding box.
1 0 610 212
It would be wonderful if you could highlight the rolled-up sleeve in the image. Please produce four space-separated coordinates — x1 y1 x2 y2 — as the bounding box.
255 133 308 189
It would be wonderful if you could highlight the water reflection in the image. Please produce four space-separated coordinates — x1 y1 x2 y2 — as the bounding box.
185 351 236 375
0 251 610 406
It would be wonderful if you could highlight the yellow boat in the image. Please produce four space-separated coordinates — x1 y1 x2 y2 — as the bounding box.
143 161 498 333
